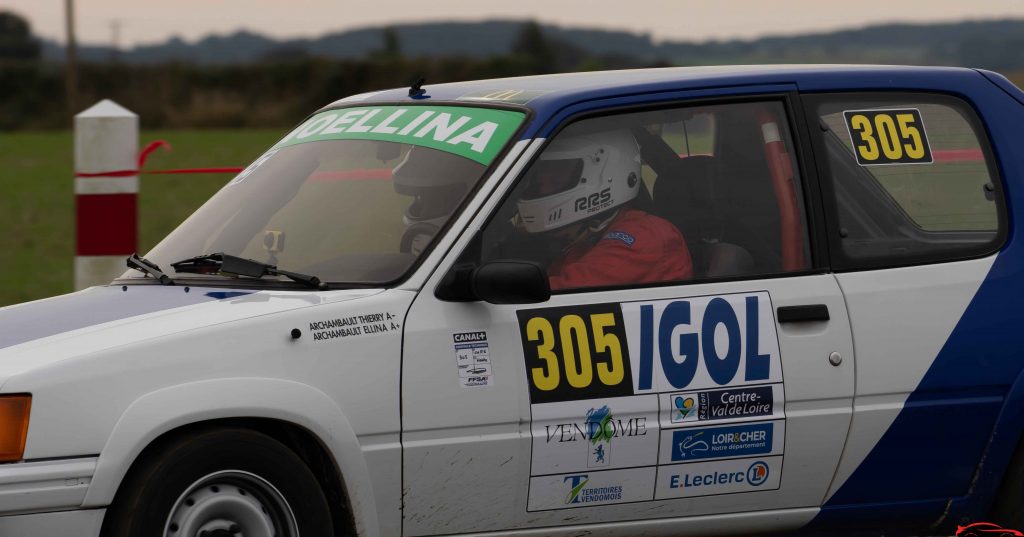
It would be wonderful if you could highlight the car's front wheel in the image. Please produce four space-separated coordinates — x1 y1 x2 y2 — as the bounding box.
103 427 334 537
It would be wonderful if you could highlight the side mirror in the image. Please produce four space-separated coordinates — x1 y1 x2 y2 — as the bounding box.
472 261 551 304
435 260 550 304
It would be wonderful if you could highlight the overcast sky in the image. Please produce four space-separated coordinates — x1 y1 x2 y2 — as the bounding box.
8 0 1024 47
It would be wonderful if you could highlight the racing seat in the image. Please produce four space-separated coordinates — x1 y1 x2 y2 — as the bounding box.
712 112 787 274
652 155 754 278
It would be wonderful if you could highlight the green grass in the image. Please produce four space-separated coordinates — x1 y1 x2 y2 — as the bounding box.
0 129 284 307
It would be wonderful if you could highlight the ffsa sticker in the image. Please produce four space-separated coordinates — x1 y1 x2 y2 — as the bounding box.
843 108 933 166
453 331 492 388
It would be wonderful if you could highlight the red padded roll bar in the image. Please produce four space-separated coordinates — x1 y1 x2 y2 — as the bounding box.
756 109 806 271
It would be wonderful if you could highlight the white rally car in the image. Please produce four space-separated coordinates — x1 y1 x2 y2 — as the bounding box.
2 65 1024 537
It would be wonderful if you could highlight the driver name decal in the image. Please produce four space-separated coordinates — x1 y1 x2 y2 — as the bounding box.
308 312 400 341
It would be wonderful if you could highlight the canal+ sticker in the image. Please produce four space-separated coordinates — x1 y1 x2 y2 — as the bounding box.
453 331 493 388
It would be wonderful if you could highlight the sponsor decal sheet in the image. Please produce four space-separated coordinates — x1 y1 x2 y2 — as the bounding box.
517 292 785 510
453 331 494 388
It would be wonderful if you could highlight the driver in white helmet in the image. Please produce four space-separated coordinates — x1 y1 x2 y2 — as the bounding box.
392 147 481 255
515 129 693 290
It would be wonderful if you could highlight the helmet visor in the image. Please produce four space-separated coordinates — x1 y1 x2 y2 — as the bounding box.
521 158 584 200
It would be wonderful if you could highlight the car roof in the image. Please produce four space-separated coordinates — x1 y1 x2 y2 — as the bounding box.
328 64 981 110
320 64 989 139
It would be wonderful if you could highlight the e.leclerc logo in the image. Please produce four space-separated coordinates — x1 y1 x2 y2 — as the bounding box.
669 460 771 490
746 461 770 486
563 474 623 505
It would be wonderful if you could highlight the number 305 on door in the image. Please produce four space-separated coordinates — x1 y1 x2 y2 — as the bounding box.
517 304 635 404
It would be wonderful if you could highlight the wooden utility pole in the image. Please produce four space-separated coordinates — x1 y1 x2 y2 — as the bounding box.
109 20 121 63
64 0 79 118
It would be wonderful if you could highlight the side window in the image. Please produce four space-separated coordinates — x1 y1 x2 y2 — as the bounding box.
810 94 1004 269
481 100 811 292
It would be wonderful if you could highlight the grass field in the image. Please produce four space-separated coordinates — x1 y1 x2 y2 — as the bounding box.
0 129 284 307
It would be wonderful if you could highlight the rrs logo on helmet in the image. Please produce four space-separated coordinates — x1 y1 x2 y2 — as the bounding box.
574 188 612 214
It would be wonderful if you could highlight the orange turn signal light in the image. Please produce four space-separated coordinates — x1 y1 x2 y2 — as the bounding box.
0 395 31 463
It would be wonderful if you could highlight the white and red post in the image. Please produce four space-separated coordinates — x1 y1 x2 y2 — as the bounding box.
73 100 138 290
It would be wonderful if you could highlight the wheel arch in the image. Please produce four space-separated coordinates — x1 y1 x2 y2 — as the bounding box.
85 378 378 537
948 364 1024 525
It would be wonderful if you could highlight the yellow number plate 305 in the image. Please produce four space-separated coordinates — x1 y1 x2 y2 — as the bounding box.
843 108 933 166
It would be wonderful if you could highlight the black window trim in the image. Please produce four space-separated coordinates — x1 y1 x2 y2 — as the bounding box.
454 92 832 298
800 91 1008 272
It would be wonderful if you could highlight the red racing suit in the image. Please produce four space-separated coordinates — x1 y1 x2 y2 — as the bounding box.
548 208 693 290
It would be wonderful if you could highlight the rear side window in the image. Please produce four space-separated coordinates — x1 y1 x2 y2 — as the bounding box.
808 93 1004 269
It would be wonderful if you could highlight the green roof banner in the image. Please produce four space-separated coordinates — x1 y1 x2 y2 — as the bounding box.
274 105 526 165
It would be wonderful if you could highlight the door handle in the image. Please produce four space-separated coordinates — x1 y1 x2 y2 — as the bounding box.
777 304 830 323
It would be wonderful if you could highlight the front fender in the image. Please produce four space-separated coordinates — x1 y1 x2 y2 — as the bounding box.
82 377 380 537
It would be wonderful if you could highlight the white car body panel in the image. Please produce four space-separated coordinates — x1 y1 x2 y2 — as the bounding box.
825 256 996 500
0 287 416 537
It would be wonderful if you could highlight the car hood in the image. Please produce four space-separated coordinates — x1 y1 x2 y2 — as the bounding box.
0 284 383 384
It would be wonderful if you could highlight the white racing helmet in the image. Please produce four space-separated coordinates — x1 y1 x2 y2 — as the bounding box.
516 130 642 233
392 146 480 253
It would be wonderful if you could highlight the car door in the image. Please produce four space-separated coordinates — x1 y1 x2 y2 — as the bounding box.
804 93 1009 518
401 95 856 536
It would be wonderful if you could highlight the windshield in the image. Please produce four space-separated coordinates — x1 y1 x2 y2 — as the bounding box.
133 104 526 286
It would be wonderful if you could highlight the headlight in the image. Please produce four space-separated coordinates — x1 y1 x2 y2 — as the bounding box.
0 395 31 463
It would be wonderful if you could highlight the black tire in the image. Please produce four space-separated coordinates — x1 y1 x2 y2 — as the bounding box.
102 427 334 537
991 434 1024 530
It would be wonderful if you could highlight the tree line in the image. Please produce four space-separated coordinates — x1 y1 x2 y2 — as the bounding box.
3 9 1023 130
0 12 651 130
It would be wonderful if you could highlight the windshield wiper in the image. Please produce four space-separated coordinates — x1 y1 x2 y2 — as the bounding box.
170 253 327 290
126 254 174 285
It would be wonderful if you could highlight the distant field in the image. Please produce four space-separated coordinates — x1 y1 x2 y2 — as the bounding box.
0 129 283 307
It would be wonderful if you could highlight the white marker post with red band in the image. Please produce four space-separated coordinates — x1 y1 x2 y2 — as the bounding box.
74 100 138 290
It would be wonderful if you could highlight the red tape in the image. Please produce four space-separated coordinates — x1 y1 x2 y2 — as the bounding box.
75 140 244 178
